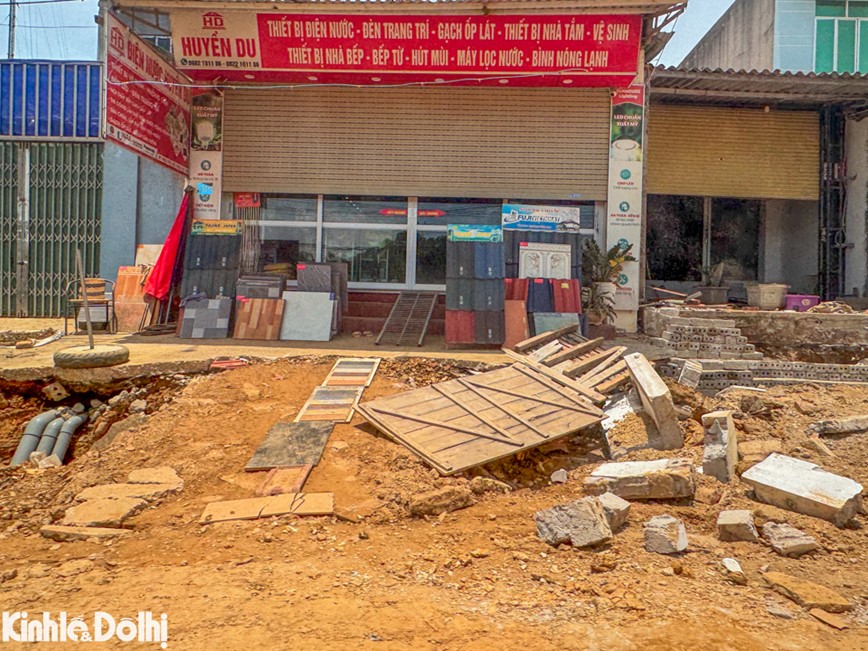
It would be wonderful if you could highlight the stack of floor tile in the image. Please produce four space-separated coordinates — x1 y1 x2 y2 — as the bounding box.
181 234 241 299
234 296 285 340
445 241 505 346
648 317 762 360
114 265 152 332
280 262 347 341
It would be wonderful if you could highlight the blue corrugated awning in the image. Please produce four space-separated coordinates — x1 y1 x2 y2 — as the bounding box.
0 60 102 141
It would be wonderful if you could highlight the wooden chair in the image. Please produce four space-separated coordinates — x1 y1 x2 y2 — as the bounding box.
64 278 117 335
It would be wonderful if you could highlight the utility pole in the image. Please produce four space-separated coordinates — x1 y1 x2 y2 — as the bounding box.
7 0 16 59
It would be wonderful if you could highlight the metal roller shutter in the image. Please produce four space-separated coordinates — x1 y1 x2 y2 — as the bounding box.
222 87 610 200
646 105 820 201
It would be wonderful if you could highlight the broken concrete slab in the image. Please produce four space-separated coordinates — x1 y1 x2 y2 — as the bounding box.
624 353 684 450
40 525 131 542
742 453 863 527
534 496 613 548
702 411 738 483
808 414 868 437
584 458 695 500
761 522 819 557
61 497 147 528
127 466 183 489
763 572 852 613
74 482 182 503
597 492 630 531
677 360 703 389
722 558 747 585
408 486 476 517
199 493 334 524
717 510 760 543
550 469 568 484
644 514 687 554
809 609 849 629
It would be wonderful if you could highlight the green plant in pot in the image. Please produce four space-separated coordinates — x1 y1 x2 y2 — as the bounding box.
697 262 729 305
581 239 636 324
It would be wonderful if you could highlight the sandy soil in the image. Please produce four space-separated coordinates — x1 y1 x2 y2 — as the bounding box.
0 356 866 650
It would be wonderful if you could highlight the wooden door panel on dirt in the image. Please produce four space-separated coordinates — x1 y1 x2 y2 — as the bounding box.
358 364 603 475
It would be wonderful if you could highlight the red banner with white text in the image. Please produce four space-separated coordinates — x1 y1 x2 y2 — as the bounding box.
170 11 641 87
106 12 191 175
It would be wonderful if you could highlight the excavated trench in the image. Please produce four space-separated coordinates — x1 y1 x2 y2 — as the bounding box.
0 372 205 467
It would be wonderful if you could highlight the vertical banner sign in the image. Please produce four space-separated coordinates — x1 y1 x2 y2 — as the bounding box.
189 91 223 220
606 84 645 325
105 12 191 175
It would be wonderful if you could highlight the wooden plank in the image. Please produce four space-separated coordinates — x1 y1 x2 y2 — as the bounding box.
543 337 605 367
257 465 314 496
463 378 592 414
503 349 606 404
245 422 334 471
595 370 631 394
199 493 334 524
575 347 627 384
512 324 578 353
528 340 562 363
580 359 628 389
432 384 519 441
563 347 622 379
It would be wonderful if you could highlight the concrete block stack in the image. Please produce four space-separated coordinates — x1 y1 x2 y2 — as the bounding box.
648 316 763 360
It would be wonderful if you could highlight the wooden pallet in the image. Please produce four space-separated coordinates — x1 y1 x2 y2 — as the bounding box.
505 324 629 401
358 363 603 475
375 291 438 346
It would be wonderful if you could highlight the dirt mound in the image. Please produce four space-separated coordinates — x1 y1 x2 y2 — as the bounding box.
0 356 866 649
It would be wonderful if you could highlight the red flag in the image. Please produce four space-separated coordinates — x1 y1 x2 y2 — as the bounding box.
144 194 190 301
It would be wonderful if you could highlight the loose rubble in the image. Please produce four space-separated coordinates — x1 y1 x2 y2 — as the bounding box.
534 497 613 548
717 510 760 543
643 515 688 555
584 459 695 500
761 522 819 557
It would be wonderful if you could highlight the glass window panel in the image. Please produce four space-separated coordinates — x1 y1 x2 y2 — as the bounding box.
816 19 836 72
323 228 407 283
838 19 857 72
258 225 317 278
647 195 703 282
416 232 447 285
260 195 317 222
859 21 868 70
851 3 868 17
417 198 502 226
710 198 761 282
817 1 846 16
323 196 407 224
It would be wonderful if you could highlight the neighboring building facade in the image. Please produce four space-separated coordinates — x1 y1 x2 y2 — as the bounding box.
682 0 868 301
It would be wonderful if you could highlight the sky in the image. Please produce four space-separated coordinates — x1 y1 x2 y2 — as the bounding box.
1 0 734 64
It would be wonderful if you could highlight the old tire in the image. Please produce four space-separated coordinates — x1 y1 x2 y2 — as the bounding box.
53 344 130 369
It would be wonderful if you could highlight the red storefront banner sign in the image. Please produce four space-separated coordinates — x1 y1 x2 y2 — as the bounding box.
234 192 261 208
169 11 641 87
105 12 191 175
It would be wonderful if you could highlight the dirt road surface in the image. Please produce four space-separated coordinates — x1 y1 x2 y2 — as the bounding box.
0 356 866 650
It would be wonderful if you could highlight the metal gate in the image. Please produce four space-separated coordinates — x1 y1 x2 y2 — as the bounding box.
0 142 102 317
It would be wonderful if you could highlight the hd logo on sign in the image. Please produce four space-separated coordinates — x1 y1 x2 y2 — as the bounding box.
2 612 168 647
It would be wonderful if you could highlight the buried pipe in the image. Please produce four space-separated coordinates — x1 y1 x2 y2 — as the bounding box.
51 415 87 464
10 410 58 467
35 417 65 456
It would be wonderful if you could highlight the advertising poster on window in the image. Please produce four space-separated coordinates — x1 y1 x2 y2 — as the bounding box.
189 91 224 220
606 84 644 328
447 225 503 242
105 12 191 175
168 11 641 87
502 204 586 231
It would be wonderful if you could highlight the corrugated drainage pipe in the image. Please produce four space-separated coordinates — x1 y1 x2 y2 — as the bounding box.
35 417 65 456
51 415 86 464
10 410 58 467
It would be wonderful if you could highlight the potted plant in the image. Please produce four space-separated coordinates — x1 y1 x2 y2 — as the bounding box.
582 282 616 326
582 239 637 304
696 262 729 305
